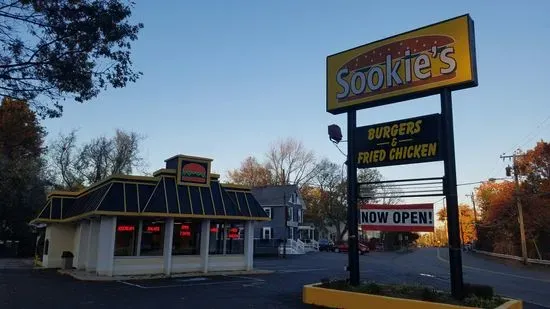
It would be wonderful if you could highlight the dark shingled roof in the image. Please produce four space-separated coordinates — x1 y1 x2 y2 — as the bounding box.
250 185 299 206
33 173 269 223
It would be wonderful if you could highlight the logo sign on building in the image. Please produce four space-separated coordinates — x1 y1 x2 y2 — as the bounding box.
177 157 211 187
355 113 442 168
326 14 477 114
360 204 434 232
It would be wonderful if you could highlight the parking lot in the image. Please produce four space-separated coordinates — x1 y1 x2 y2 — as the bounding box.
1 249 549 308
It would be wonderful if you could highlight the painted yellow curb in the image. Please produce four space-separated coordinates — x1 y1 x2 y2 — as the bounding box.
303 283 522 309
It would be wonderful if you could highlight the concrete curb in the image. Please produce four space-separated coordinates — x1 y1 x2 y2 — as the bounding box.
57 269 274 281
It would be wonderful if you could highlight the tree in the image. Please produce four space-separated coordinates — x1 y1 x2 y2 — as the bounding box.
0 1 143 118
518 140 550 195
265 137 318 186
301 158 382 241
0 97 47 256
437 203 477 245
48 129 83 190
227 156 272 187
48 128 146 189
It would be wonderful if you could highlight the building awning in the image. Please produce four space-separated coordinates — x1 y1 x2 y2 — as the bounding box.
32 173 269 224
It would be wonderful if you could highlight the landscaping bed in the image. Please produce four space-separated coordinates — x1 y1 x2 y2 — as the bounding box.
303 279 521 309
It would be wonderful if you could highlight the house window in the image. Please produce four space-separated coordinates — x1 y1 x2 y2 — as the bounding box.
172 220 201 255
287 207 294 221
263 207 272 219
298 209 303 223
262 227 272 239
115 219 138 256
140 220 165 256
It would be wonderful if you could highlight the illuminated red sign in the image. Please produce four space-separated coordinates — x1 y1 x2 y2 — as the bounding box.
228 227 239 239
180 225 190 231
147 226 161 232
180 231 191 237
117 225 135 232
210 227 218 233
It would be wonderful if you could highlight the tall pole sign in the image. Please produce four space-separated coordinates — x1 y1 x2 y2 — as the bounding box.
326 14 477 299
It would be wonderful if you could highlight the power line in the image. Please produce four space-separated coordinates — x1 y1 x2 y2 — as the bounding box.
503 114 550 155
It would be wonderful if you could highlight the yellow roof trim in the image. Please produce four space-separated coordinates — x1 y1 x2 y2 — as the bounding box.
153 169 177 177
222 183 251 191
46 174 158 199
31 210 270 223
164 154 214 162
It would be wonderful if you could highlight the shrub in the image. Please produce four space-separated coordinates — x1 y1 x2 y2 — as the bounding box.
464 283 494 299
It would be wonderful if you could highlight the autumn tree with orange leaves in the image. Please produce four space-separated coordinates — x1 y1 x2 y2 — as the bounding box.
437 204 477 245
0 97 48 256
475 141 550 259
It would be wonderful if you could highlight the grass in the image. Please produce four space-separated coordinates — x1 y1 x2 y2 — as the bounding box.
317 279 507 309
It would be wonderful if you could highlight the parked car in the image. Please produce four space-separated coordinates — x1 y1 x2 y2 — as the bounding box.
333 241 369 254
318 239 334 252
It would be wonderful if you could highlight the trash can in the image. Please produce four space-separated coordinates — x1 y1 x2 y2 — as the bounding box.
61 251 74 270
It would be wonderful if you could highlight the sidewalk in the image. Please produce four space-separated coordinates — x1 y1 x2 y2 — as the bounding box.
58 268 274 281
0 258 34 270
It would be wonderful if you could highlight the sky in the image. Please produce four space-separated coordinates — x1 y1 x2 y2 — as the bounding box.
42 1 550 212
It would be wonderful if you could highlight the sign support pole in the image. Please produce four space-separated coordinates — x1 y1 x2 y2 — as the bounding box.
441 88 464 299
347 109 360 286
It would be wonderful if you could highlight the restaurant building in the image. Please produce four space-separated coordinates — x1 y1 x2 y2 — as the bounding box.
31 154 270 276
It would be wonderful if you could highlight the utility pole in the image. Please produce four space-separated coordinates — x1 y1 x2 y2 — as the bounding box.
501 152 528 264
466 193 478 241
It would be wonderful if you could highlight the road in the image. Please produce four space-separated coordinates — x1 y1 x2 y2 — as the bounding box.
0 249 549 308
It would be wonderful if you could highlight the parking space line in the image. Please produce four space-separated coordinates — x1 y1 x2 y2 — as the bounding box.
132 280 256 289
223 275 265 282
117 280 147 289
277 268 328 273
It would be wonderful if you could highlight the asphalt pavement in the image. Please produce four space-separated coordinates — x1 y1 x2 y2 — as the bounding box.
0 249 549 308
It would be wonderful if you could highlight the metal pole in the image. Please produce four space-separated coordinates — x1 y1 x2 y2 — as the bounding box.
441 88 464 299
283 192 287 259
513 156 528 264
347 110 360 286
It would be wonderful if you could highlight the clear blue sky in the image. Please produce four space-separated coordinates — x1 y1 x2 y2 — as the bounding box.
43 1 550 208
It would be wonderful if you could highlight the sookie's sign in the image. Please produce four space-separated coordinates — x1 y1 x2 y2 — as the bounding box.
360 204 434 232
326 14 477 114
177 157 211 187
355 114 441 168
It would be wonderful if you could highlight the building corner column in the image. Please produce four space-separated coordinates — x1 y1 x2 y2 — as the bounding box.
200 220 211 273
96 216 117 276
163 218 174 276
244 221 254 271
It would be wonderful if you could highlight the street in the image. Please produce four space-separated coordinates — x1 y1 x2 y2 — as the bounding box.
1 249 549 308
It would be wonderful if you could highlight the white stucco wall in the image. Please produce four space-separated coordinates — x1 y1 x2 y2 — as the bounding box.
171 256 202 273
42 224 76 268
208 255 246 271
113 257 164 275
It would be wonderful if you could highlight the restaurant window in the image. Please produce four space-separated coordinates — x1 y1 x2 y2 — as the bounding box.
115 219 138 256
225 222 244 254
172 220 201 255
140 220 165 256
209 222 245 255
